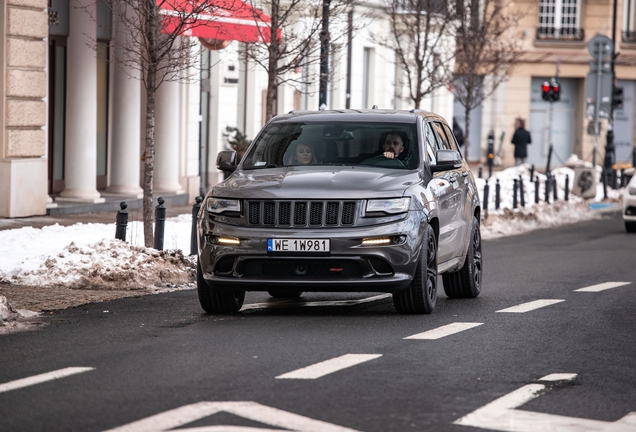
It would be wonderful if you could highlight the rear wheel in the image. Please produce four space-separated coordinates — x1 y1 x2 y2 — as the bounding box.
393 225 437 314
197 258 245 313
443 216 482 298
626 221 636 233
268 291 303 299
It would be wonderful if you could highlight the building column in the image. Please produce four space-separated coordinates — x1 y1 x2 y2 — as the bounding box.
154 79 184 193
106 9 143 197
58 0 104 202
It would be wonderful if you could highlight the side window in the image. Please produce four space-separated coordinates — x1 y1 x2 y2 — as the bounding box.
442 123 460 153
422 121 437 164
432 122 452 150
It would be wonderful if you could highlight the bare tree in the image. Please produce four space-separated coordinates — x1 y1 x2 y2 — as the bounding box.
452 0 524 159
378 0 457 109
244 0 351 121
107 0 237 247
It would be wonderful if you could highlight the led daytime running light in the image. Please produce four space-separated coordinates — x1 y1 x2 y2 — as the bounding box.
218 237 240 245
361 238 392 245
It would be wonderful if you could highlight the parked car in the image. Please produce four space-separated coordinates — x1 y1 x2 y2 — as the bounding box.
623 168 636 232
196 110 482 314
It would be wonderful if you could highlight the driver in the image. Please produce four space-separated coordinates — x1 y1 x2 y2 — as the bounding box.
382 133 406 159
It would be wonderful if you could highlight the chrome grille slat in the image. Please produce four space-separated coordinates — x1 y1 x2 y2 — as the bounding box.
246 200 357 227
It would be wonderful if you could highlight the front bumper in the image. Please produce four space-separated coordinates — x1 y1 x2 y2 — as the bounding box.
624 192 636 222
197 211 426 293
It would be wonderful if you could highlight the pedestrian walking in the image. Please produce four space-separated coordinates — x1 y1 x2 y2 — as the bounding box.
511 117 531 166
453 117 465 149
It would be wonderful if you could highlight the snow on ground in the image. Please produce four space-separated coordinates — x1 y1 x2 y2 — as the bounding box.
0 161 625 327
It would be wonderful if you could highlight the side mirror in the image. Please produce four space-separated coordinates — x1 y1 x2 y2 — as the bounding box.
216 150 237 172
430 149 462 172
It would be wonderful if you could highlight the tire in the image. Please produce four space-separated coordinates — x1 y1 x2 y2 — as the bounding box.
197 258 245 313
443 216 482 298
393 225 437 314
268 291 303 299
626 221 636 233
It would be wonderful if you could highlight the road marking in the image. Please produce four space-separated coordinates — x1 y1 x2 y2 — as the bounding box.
574 282 631 292
404 322 484 340
275 354 382 380
104 401 361 432
241 294 391 311
496 299 564 313
0 367 94 394
454 373 636 431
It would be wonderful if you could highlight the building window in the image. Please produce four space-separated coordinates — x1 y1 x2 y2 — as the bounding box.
537 0 584 41
623 0 636 42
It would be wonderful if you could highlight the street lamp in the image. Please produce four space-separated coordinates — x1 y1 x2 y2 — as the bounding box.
318 0 331 110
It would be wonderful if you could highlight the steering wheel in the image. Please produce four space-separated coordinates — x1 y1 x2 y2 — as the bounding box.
359 154 405 168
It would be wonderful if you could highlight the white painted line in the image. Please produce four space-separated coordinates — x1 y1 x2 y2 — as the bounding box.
104 401 361 432
454 372 636 431
276 354 382 380
404 322 484 340
496 299 564 313
0 367 94 394
574 282 631 292
241 294 391 311
538 373 578 382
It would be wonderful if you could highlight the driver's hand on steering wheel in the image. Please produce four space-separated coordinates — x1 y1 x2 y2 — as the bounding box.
383 151 396 159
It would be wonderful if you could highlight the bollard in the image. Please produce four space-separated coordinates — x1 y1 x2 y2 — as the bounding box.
115 201 128 241
552 176 558 201
513 179 518 209
519 175 525 207
478 166 483 179
190 196 203 256
483 180 489 211
534 178 540 204
495 179 501 209
620 168 626 187
154 197 166 251
602 169 608 199
544 174 551 203
612 167 618 189
530 164 535 183
564 174 569 201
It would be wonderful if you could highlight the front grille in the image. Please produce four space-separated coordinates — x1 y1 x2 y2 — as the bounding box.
243 259 360 278
246 200 357 227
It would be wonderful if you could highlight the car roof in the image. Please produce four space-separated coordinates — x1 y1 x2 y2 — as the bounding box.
270 109 448 125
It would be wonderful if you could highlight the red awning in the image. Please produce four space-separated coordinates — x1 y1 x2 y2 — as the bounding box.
159 0 280 43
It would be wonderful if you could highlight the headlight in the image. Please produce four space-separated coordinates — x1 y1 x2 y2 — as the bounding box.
366 198 410 215
629 187 636 196
207 197 241 214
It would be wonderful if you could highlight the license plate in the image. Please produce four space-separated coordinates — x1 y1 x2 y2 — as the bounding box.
267 238 330 252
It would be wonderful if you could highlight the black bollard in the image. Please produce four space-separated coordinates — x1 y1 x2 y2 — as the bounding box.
564 174 569 201
612 167 618 189
602 169 608 199
478 166 483 179
483 180 489 211
530 164 535 183
620 168 626 187
115 201 128 241
534 178 540 204
190 196 203 256
519 175 525 207
552 176 558 201
545 174 551 203
513 179 518 209
154 197 166 251
495 179 501 209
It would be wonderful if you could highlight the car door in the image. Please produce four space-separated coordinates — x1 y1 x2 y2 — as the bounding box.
430 121 467 263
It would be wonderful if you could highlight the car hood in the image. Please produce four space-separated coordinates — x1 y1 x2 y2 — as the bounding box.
211 167 421 199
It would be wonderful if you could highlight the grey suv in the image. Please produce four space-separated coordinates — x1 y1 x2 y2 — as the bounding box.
196 110 482 314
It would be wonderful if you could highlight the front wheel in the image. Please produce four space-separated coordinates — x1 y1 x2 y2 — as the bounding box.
443 216 482 298
197 258 245 313
393 225 437 314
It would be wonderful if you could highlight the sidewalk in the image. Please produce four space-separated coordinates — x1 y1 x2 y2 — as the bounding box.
0 205 194 232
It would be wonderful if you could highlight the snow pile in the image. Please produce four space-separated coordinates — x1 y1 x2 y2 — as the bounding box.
0 216 196 291
0 295 39 333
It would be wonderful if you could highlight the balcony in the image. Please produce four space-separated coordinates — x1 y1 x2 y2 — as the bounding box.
623 31 636 43
536 26 585 41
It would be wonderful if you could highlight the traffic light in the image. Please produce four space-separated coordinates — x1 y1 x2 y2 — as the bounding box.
551 82 560 101
542 82 551 101
612 86 624 109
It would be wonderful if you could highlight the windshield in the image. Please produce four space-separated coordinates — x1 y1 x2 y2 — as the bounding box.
241 121 420 170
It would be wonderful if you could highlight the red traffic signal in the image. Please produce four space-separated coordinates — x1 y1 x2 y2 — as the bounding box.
542 82 551 101
551 82 560 101
541 79 560 102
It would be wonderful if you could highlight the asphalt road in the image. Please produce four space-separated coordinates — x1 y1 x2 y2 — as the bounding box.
1 212 635 432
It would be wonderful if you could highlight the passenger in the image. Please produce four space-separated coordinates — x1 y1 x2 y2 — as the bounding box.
287 142 318 165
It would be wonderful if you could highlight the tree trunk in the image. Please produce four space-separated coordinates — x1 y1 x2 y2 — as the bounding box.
143 77 156 247
265 0 279 121
266 70 277 121
464 105 471 162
